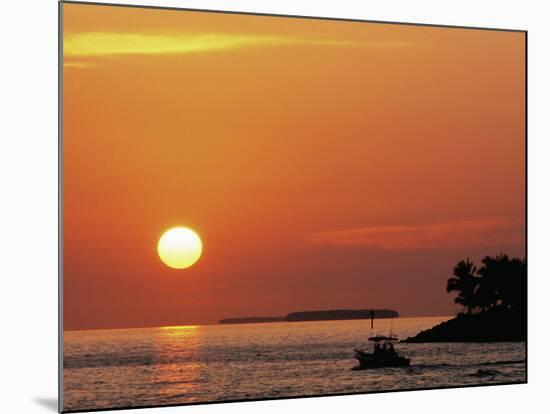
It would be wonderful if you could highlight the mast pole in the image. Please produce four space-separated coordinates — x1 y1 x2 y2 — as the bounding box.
370 309 374 329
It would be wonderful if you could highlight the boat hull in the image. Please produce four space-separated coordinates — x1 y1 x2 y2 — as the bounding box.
354 350 411 369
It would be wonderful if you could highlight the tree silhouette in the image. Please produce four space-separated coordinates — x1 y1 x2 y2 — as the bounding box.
508 257 527 311
476 254 527 311
446 258 478 314
447 254 526 315
476 254 505 310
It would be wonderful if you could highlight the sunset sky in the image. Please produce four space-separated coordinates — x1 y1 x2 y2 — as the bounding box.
63 2 525 330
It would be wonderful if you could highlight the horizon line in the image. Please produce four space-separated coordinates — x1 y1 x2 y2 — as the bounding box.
63 314 455 333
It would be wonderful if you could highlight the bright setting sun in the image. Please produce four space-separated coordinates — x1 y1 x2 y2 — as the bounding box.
157 227 203 269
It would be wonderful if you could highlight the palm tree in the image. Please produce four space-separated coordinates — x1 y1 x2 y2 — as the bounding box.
477 254 526 311
447 258 478 314
508 258 527 311
476 253 508 310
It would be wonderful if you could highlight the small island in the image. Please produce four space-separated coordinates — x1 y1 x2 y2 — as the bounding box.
219 309 398 324
403 254 526 343
286 309 398 322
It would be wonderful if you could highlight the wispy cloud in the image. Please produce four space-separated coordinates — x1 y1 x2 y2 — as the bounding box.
63 61 98 69
306 218 524 251
64 32 350 57
63 31 408 57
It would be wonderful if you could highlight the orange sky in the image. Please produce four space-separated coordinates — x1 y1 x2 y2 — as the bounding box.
62 2 525 330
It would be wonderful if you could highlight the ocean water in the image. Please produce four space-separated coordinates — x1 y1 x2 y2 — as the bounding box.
63 317 526 411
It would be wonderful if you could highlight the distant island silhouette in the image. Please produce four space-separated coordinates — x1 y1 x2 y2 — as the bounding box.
219 309 398 324
404 253 526 342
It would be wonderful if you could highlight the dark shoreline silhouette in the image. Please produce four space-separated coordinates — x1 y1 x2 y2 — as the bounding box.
404 253 526 343
219 309 398 324
402 308 526 342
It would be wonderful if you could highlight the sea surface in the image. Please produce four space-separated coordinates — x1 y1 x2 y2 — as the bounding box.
63 317 526 411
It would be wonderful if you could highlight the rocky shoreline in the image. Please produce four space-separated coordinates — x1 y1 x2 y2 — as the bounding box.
403 309 526 343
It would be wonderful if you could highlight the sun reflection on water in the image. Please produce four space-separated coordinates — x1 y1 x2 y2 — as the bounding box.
148 325 205 403
157 325 200 338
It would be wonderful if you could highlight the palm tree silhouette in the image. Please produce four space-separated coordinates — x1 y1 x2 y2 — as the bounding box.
447 254 526 315
507 257 527 311
446 258 478 314
476 254 526 311
475 255 503 310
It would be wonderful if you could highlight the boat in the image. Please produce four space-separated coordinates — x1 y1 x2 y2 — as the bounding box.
354 335 411 369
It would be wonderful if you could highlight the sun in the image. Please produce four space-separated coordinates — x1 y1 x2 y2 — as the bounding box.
158 227 203 269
